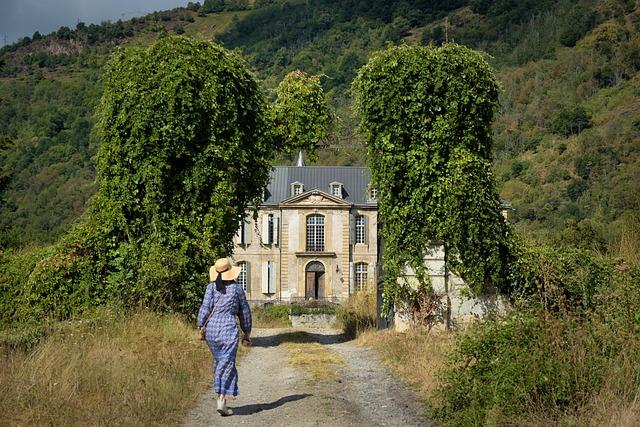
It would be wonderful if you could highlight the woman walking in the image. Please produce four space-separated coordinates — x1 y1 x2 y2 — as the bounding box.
197 257 252 416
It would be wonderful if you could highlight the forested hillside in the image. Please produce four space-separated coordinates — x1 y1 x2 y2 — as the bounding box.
1 0 639 249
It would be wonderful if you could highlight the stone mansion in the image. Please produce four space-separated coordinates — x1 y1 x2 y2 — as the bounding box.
232 158 378 303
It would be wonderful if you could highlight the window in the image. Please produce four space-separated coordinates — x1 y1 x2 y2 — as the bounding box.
330 182 343 198
237 262 249 292
238 218 251 245
355 263 368 292
261 261 275 294
369 187 377 200
355 215 366 244
261 213 279 245
291 182 304 196
306 214 325 252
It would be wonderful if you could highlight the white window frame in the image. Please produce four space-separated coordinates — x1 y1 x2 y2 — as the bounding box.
355 262 368 292
237 262 248 292
355 215 366 244
291 181 304 196
330 182 343 198
306 214 325 252
369 187 377 200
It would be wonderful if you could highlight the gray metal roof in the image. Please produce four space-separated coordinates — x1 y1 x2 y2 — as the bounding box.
264 166 376 207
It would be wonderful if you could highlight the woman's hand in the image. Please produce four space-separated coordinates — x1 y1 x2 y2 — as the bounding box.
241 334 252 347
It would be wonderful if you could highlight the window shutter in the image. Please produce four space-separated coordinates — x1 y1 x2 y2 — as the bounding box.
274 216 280 246
235 220 242 244
243 219 251 244
349 262 354 293
245 262 251 292
261 262 269 294
364 215 369 245
349 214 356 245
261 214 270 245
269 261 275 294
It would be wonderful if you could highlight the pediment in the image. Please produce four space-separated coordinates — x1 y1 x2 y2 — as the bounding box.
281 189 351 207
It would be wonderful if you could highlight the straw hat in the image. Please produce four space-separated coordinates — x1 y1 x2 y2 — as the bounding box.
210 258 242 282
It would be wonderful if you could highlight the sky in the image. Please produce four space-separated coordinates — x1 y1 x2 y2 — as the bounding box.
0 0 187 45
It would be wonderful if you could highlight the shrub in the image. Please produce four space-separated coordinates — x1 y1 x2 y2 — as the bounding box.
335 289 376 338
251 304 291 328
433 248 640 426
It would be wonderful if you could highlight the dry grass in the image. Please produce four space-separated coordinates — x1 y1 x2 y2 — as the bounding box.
335 289 377 338
617 214 640 268
0 310 211 426
279 331 345 384
358 328 455 404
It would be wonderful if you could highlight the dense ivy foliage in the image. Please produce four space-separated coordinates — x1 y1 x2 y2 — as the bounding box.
353 44 513 310
14 36 276 320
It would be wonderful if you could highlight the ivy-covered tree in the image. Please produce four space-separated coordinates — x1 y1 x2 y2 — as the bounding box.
271 70 332 162
353 44 514 314
24 36 276 318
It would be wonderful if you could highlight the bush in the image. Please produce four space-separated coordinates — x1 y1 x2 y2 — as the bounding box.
251 304 291 328
433 247 640 426
336 289 376 338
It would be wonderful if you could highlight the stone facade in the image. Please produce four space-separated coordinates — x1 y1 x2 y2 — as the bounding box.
232 167 378 304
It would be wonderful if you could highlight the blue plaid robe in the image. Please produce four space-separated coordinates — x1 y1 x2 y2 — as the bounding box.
197 281 252 397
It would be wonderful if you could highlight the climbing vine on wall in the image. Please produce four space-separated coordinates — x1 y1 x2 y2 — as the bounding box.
353 43 514 314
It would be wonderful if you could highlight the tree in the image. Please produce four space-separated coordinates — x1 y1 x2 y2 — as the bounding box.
551 106 592 137
353 44 513 315
25 36 275 318
271 70 332 162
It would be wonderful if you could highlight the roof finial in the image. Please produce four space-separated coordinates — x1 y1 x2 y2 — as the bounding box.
296 150 305 167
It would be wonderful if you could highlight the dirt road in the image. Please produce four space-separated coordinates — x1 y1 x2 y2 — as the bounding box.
183 328 432 427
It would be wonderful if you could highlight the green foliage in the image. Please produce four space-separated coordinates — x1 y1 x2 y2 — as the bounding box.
251 304 291 327
271 70 332 162
551 106 592 137
433 247 640 426
353 44 513 312
4 36 276 322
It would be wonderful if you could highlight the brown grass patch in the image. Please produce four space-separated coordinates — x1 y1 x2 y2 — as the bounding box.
358 328 455 404
0 310 211 425
281 331 345 384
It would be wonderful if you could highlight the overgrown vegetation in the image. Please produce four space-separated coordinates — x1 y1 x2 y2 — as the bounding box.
0 309 211 425
353 43 513 312
335 289 376 338
0 36 329 325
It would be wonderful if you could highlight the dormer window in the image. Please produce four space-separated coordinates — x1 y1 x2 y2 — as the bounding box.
330 182 343 198
369 187 377 201
291 181 304 196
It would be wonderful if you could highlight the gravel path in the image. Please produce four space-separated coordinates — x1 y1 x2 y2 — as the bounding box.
182 328 433 427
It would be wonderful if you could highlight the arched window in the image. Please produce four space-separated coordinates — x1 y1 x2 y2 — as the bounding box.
306 214 325 252
355 262 368 292
237 262 249 292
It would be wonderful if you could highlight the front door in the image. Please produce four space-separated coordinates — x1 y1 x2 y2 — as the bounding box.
305 261 325 299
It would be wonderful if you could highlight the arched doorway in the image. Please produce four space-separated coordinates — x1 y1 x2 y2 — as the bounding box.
305 261 325 299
